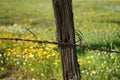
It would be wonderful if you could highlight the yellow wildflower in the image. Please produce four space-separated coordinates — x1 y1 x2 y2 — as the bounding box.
18 77 22 80
32 78 36 80
43 51 47 55
41 73 44 76
91 70 96 74
54 62 58 65
28 64 32 66
52 53 56 56
7 52 11 57
88 61 91 64
105 29 109 32
46 55 51 58
86 56 90 59
1 67 5 71
54 60 60 65
78 58 82 63
111 56 115 59
31 68 34 71
45 47 50 51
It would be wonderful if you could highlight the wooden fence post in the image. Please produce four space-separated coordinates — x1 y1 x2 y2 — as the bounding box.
52 0 81 80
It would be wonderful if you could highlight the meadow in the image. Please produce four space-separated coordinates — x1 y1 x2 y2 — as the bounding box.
0 0 120 80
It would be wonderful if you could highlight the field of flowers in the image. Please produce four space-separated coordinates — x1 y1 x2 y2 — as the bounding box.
0 0 120 80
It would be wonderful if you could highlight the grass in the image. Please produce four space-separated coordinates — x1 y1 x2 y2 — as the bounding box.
0 0 120 80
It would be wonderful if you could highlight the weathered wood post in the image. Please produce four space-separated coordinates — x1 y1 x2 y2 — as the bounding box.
52 0 81 80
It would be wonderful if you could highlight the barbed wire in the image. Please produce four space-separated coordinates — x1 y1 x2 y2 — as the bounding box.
0 37 120 54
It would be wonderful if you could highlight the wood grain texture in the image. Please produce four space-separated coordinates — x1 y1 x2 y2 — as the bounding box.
52 0 81 80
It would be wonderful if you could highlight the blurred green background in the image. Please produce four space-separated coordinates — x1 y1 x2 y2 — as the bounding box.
0 0 120 80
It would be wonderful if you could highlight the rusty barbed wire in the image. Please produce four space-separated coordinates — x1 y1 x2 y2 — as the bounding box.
0 37 120 54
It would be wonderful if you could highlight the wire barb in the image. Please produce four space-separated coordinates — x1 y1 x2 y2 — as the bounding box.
75 30 83 45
